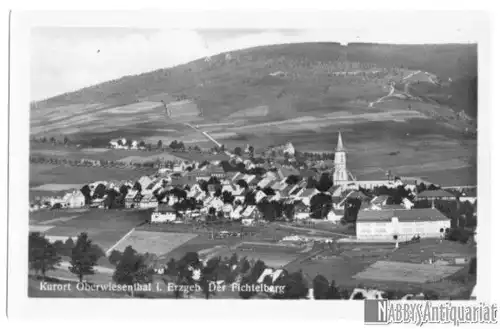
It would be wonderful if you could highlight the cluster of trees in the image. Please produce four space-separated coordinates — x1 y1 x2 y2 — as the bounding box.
168 140 186 151
359 185 414 205
413 199 477 228
444 227 475 244
31 136 70 145
29 232 102 282
30 155 180 170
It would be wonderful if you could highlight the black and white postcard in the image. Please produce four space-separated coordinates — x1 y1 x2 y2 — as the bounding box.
6 5 498 325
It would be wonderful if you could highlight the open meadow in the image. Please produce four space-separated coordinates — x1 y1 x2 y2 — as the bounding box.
110 230 198 255
30 209 150 251
30 163 153 189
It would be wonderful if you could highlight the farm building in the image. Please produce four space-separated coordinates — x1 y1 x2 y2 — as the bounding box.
356 208 451 241
125 190 139 208
151 204 177 223
62 190 86 208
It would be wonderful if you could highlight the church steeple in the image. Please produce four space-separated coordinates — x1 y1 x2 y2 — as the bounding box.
336 132 345 152
333 131 349 185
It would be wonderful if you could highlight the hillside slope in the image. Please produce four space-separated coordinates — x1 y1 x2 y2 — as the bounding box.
30 42 477 185
32 42 477 115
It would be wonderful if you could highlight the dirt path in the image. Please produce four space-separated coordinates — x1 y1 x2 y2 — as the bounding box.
276 223 351 238
369 84 395 108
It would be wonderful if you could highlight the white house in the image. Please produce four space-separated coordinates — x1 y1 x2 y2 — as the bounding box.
151 204 177 223
63 190 86 208
242 218 255 226
139 194 158 209
230 205 244 220
299 188 319 206
255 190 267 203
208 198 224 211
326 209 342 223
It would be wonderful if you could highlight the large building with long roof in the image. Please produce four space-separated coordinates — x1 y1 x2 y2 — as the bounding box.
356 208 451 241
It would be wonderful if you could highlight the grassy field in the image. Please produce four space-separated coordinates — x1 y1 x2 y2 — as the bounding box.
353 261 463 283
33 209 150 250
111 231 198 255
30 163 153 187
284 238 475 298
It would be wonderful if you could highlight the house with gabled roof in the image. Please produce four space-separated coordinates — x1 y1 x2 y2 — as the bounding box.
328 185 343 198
242 174 256 184
231 172 244 182
294 200 310 221
208 197 224 211
415 189 456 201
151 204 177 223
203 196 215 206
289 186 305 198
125 190 139 208
139 194 158 209
241 205 261 220
257 177 275 189
371 195 390 206
271 179 288 192
138 176 154 191
230 205 244 220
276 166 300 180
255 190 268 203
233 188 247 203
299 188 319 206
222 204 233 218
327 209 343 223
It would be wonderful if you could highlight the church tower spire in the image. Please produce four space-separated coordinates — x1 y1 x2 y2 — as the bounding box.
336 131 345 152
333 131 349 185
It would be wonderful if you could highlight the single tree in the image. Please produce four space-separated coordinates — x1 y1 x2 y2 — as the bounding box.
313 274 330 299
63 238 75 257
234 147 242 156
239 276 256 299
108 250 123 266
112 246 150 296
29 232 61 279
157 140 163 149
69 232 99 282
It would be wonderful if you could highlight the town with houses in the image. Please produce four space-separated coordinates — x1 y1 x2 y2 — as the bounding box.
28 131 478 300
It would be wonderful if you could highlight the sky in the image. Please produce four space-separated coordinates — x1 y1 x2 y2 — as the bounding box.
30 11 484 101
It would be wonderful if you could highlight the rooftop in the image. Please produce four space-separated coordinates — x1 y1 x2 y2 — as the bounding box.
357 208 449 223
416 190 456 199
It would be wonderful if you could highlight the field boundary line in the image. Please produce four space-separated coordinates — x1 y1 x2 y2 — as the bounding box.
106 228 136 256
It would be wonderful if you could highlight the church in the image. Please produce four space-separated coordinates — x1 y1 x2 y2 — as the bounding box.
331 132 394 191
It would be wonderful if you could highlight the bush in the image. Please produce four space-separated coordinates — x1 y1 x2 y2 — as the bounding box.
469 257 477 275
445 228 473 244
